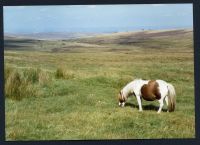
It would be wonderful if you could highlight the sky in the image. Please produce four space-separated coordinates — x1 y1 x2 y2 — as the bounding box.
3 4 193 34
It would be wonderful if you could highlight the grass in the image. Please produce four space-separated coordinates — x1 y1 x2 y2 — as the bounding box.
5 67 39 101
4 29 195 140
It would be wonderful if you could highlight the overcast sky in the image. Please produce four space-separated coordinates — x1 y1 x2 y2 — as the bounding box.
3 4 193 34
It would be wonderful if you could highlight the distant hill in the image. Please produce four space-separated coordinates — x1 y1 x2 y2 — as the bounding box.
75 29 193 45
4 29 193 52
4 32 100 40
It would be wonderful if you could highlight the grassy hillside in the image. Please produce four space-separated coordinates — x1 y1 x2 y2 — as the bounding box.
4 29 195 140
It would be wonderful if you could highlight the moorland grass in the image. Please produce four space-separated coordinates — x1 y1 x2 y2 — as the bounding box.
4 29 195 140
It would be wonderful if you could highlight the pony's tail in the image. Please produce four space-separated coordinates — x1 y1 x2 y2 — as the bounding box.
167 83 176 112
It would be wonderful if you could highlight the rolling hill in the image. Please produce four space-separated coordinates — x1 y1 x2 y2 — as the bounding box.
4 29 193 52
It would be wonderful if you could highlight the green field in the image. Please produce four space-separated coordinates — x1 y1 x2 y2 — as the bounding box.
4 29 195 140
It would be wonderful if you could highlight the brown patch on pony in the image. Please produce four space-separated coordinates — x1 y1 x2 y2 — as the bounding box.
141 80 161 101
118 91 125 103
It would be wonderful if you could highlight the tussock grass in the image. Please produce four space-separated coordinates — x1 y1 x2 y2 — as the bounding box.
4 65 14 81
5 70 22 100
39 70 52 86
22 68 41 83
5 69 37 100
55 67 75 80
4 67 53 100
55 67 64 79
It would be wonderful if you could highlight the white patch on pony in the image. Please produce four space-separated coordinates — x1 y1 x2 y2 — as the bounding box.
122 79 149 98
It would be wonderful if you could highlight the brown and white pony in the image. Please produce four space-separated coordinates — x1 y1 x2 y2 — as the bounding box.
118 79 176 113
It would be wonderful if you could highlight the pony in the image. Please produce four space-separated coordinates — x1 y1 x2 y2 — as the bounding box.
118 79 176 113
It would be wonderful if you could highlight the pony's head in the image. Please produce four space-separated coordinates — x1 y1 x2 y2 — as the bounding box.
118 91 125 107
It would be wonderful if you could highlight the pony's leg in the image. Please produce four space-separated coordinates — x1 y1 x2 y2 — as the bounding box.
165 96 169 112
122 102 125 107
165 96 168 106
136 95 143 111
157 98 164 113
